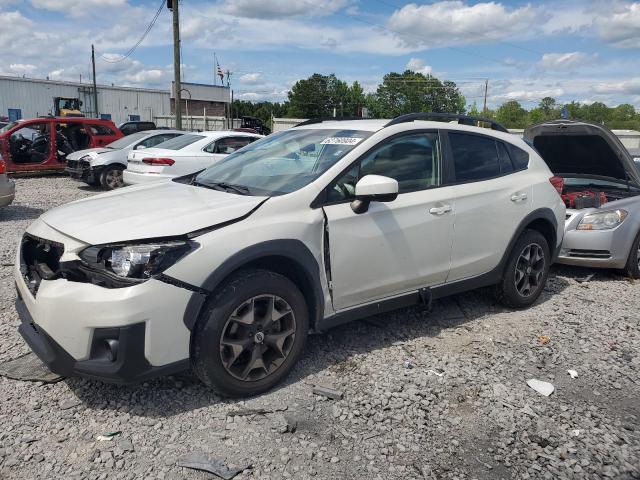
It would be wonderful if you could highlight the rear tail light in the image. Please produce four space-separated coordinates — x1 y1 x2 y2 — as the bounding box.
0 158 6 175
142 157 175 166
549 176 564 195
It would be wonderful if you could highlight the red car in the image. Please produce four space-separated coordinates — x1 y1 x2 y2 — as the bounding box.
0 117 123 173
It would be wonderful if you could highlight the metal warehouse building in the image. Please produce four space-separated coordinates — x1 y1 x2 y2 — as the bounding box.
0 76 231 126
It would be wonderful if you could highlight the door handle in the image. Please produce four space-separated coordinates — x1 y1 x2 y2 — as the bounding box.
511 193 527 202
429 205 452 215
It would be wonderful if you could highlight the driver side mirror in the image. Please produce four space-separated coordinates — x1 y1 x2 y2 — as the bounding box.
351 175 398 214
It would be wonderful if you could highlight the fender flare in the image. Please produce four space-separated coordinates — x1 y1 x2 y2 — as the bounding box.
181 239 324 331
500 207 559 270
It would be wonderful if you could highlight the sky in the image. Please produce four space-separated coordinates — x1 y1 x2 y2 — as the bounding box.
0 0 638 109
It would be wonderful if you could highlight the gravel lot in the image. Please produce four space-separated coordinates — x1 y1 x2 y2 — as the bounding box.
1 176 639 480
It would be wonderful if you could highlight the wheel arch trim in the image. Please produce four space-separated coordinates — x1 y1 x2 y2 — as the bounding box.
181 239 324 332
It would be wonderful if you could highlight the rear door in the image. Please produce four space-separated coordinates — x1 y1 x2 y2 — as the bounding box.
322 131 455 310
446 131 532 281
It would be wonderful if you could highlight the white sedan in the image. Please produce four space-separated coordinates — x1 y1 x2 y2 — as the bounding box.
123 130 262 185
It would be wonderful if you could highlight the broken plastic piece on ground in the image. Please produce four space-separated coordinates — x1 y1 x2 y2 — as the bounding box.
0 352 64 383
537 335 551 345
567 369 578 379
312 385 344 400
403 359 414 369
576 273 594 283
227 406 287 417
96 431 122 441
571 429 581 436
177 452 251 479
427 369 444 377
526 379 554 396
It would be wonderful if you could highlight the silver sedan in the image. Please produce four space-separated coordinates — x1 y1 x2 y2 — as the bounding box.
525 120 640 278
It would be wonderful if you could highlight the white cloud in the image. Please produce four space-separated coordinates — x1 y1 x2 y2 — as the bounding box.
595 2 640 48
592 78 640 96
537 52 595 71
8 63 37 74
29 0 127 17
239 72 262 84
219 0 350 18
406 58 432 75
388 1 540 48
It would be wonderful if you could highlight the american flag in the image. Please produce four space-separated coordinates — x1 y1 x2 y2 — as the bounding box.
216 62 224 82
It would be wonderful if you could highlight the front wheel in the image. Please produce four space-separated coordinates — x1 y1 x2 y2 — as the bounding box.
623 231 640 279
100 164 125 190
192 269 309 397
496 229 550 308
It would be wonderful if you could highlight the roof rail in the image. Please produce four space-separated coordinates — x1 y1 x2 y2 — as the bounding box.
294 117 371 127
385 112 508 133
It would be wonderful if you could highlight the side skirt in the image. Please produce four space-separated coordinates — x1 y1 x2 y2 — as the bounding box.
316 269 501 332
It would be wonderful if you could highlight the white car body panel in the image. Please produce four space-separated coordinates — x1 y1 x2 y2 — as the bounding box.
323 186 456 309
40 181 266 245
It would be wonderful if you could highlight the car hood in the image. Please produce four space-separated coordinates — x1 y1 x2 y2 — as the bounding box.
524 119 640 185
40 180 267 245
66 147 117 161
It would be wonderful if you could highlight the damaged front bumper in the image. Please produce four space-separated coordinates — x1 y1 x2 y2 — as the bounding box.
14 223 193 383
65 158 98 183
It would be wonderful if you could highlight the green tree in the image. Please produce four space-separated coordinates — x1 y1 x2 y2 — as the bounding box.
494 100 528 128
287 73 354 118
368 70 465 118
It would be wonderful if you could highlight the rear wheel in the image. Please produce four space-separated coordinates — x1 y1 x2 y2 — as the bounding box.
496 229 550 308
623 231 640 279
100 164 125 190
192 269 308 397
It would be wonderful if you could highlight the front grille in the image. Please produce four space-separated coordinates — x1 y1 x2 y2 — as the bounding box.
567 249 611 259
20 234 64 296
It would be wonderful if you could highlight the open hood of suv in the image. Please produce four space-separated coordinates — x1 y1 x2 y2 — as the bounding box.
524 119 640 186
40 181 266 245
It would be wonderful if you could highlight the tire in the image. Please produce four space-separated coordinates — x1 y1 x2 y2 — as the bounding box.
623 231 640 279
495 229 551 309
100 164 125 190
192 269 309 397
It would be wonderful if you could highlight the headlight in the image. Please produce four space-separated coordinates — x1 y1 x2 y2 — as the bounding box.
80 240 193 280
577 209 628 231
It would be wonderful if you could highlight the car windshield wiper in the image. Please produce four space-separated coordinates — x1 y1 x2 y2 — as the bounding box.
193 180 251 195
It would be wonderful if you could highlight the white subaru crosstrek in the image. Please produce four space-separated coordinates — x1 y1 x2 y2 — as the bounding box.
15 113 565 396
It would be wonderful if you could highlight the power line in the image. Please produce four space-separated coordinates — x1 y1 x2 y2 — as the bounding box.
98 0 165 63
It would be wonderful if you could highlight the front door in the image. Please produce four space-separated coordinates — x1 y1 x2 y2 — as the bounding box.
322 131 455 310
6 121 55 172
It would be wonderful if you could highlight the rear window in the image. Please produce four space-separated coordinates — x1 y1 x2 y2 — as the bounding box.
89 124 116 136
154 134 205 150
506 144 529 170
450 132 501 182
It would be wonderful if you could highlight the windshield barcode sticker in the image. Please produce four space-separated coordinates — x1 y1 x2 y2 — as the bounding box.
321 137 363 145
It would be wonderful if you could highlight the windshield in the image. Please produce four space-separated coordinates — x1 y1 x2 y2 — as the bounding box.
107 131 148 149
194 128 372 196
153 134 204 150
0 121 19 133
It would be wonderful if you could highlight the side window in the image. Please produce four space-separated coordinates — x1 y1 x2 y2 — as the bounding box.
89 124 115 136
203 140 217 154
328 132 441 202
506 144 530 170
215 136 254 154
138 133 180 149
450 132 501 182
496 141 514 174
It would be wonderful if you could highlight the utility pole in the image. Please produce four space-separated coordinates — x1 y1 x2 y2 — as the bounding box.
170 0 182 130
91 44 99 118
483 79 488 115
